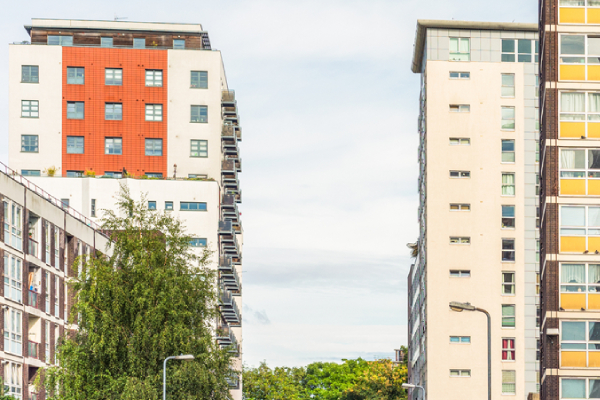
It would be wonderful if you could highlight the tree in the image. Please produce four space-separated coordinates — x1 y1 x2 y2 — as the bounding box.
303 359 369 400
242 361 305 400
341 359 407 400
41 186 235 400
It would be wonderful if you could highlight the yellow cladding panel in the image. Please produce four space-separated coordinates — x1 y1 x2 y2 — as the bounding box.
561 179 586 195
590 66 600 81
560 122 586 138
561 65 586 81
590 180 600 195
590 237 600 252
562 351 587 367
589 123 600 138
560 8 586 23
589 294 600 310
561 236 586 253
590 8 600 23
561 293 586 310
590 352 600 367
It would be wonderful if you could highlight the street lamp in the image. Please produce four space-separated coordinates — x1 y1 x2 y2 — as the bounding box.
449 301 491 400
402 383 425 399
163 354 195 400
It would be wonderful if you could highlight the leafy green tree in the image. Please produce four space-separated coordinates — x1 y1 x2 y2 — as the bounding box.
242 361 305 400
303 359 369 400
341 359 407 400
41 186 234 400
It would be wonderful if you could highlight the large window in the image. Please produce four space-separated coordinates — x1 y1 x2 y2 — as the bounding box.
67 136 84 154
449 38 470 61
560 205 600 253
180 202 207 211
145 139 163 156
559 148 600 195
503 272 515 295
145 70 163 87
21 65 39 83
191 105 208 123
560 263 600 310
21 135 38 153
501 74 516 97
47 35 73 46
560 320 600 368
559 91 600 138
502 205 516 229
502 139 515 163
190 140 208 157
502 339 516 360
66 67 84 84
561 378 600 399
21 100 38 118
4 308 22 356
4 362 22 400
67 101 84 119
559 34 600 81
502 39 538 62
501 106 515 130
502 305 516 327
105 103 123 120
3 200 22 251
191 71 208 88
502 370 516 395
105 138 123 155
145 104 163 121
105 68 122 86
3 254 22 304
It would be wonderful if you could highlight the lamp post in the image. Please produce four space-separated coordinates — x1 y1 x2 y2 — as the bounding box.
163 354 195 400
449 301 491 400
402 383 425 399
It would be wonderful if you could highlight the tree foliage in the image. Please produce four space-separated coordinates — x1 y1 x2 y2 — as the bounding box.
42 186 234 400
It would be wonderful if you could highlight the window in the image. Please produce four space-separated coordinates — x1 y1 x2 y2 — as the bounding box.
501 139 515 163
66 136 84 154
450 170 470 178
450 203 470 211
105 68 122 86
559 149 600 195
503 272 516 295
560 263 600 309
560 378 600 399
66 170 83 177
105 103 123 120
449 38 470 61
21 100 38 118
536 174 541 196
450 237 470 244
188 174 207 179
145 173 163 178
502 305 516 327
44 320 49 360
105 138 122 155
54 226 59 268
133 38 145 49
537 240 540 263
190 238 207 247
180 202 207 211
450 336 471 343
67 101 84 119
61 198 69 208
165 201 173 211
145 139 163 156
191 105 208 123
502 370 516 394
559 91 600 138
21 170 40 177
44 226 50 265
21 65 39 83
502 205 516 228
449 71 470 79
190 140 208 157
101 37 113 47
449 270 471 277
3 254 22 304
148 201 157 210
21 135 38 153
145 69 162 87
449 104 470 112
502 239 516 261
4 362 22 400
67 67 84 84
501 74 515 97
502 339 516 360
145 104 163 121
501 106 515 130
560 34 600 81
191 71 208 88
502 39 538 62
3 200 22 251
173 39 185 49
4 307 22 355
47 35 73 46
449 137 470 145
54 276 59 316
502 173 515 196
104 171 122 179
536 141 540 163
560 320 600 368
559 205 600 252
449 369 471 377
537 207 541 228
91 199 96 217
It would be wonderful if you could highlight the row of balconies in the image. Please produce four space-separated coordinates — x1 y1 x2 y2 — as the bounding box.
219 285 241 326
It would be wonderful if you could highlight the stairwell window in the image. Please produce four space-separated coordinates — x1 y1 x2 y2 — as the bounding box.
501 74 516 97
449 38 470 61
502 205 515 229
502 139 515 163
449 137 470 145
449 104 470 112
502 239 516 262
450 204 470 211
449 71 470 79
450 171 470 178
502 370 516 394
450 237 470 244
501 106 516 130
502 305 516 327
502 272 516 295
21 100 39 118
502 173 516 196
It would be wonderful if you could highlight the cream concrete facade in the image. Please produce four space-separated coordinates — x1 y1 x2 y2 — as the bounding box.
408 20 540 400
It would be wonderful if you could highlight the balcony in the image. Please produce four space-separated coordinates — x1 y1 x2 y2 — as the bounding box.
226 375 240 389
27 290 42 309
221 194 240 226
28 341 39 359
216 324 239 354
27 238 39 258
219 286 241 326
221 160 239 192
219 223 241 260
221 265 241 295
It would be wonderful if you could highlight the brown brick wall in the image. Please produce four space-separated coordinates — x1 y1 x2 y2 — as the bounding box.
542 374 559 400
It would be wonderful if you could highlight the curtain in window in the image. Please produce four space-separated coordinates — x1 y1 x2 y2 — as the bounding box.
561 92 585 117
562 149 585 169
502 174 515 195
591 265 600 285
562 264 585 283
590 94 600 121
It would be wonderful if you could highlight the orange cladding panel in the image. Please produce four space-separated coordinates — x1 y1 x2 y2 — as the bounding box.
62 47 168 176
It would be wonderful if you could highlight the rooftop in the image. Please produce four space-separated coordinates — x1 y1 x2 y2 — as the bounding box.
26 18 205 35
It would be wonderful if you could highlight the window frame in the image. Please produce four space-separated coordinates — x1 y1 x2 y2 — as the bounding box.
66 67 85 85
449 137 470 145
21 170 40 177
559 34 600 81
21 100 39 118
4 307 22 356
449 369 471 377
502 338 516 361
190 139 208 158
145 69 163 87
145 138 163 156
21 65 39 83
502 172 516 196
104 137 123 155
104 103 123 121
133 38 146 49
449 270 471 277
449 237 471 244
190 238 208 247
502 370 517 395
449 336 471 344
148 201 157 210
173 39 185 49
501 139 516 163
450 203 471 211
450 170 471 178
190 105 208 123
20 135 38 153
501 73 516 97
165 201 174 211
559 262 600 309
190 71 208 88
501 106 516 130
3 253 22 304
3 362 22 399
502 304 516 328
501 39 539 63
180 202 207 211
449 71 470 79
105 68 123 86
502 272 516 295
66 101 84 119
66 136 84 154
3 200 22 252
502 205 516 229
502 238 516 262
449 38 470 61
145 104 163 121
47 35 73 46
449 104 470 112
101 37 114 48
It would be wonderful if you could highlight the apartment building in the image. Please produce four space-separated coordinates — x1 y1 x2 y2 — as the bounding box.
0 164 111 400
539 2 600 400
407 20 540 400
7 18 243 397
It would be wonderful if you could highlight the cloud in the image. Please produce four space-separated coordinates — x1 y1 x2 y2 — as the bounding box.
243 304 272 325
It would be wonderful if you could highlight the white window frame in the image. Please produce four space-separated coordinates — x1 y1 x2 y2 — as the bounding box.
450 237 470 244
105 138 123 155
4 362 22 400
21 100 39 118
3 253 22 304
502 172 516 196
501 73 516 97
145 69 163 87
501 39 538 63
502 338 516 361
449 137 470 145
449 270 471 277
502 370 516 395
501 106 516 130
449 336 471 344
105 68 122 86
449 71 470 79
502 238 516 262
502 272 516 295
502 205 516 229
45 320 50 361
502 304 516 328
450 203 470 211
559 262 600 309
3 199 23 251
4 307 22 356
559 34 600 81
55 276 59 317
449 104 470 112
449 38 470 61
145 104 163 121
502 139 516 163
449 369 471 377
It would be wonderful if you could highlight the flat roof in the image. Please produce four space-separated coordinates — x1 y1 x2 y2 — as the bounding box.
411 20 538 73
26 18 204 35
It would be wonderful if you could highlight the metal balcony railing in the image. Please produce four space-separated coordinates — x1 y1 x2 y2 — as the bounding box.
221 266 241 294
222 90 236 104
28 341 39 359
219 286 241 326
27 238 39 258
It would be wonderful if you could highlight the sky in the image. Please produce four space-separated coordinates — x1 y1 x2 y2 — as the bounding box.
0 0 537 367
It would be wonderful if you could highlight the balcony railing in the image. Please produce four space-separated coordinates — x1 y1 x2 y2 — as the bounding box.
28 290 42 309
222 90 236 104
221 267 241 295
28 341 39 359
27 238 39 258
219 286 241 326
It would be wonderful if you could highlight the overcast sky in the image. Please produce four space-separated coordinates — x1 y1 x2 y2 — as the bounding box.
0 0 537 367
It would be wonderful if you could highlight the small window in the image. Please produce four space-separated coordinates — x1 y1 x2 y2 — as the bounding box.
501 106 516 130
91 199 96 217
190 140 208 157
449 369 471 377
502 239 516 262
148 201 157 210
47 35 73 46
502 305 516 328
105 103 123 120
449 38 470 61
502 173 515 196
502 272 515 295
21 66 39 83
145 139 163 156
450 203 470 211
450 171 470 178
66 171 83 177
67 102 84 119
449 137 470 145
502 205 515 229
450 336 471 343
146 104 163 121
101 37 113 48
104 172 122 178
61 198 70 208
105 68 123 86
173 39 185 49
145 173 163 178
105 138 122 155
188 174 208 179
145 70 163 87
502 370 516 395
21 135 38 153
21 100 39 118
67 67 84 84
502 339 516 360
165 201 173 211
190 238 207 247
536 141 540 163
66 136 84 154
449 104 470 112
449 270 471 277
449 71 470 79
501 74 515 97
191 71 208 88
502 139 515 163
133 38 145 49
180 202 207 211
191 105 208 123
21 170 40 177
450 237 470 244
